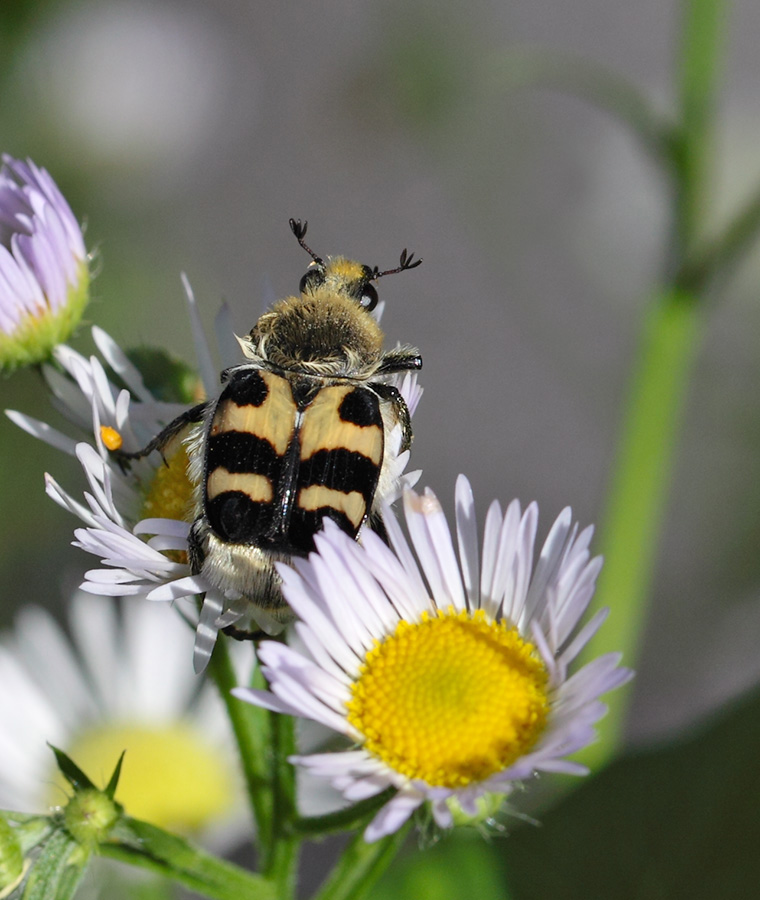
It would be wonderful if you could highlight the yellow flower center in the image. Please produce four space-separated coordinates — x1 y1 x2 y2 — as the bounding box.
49 722 236 833
140 443 195 525
346 608 550 789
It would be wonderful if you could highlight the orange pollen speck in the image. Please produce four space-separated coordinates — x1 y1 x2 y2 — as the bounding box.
346 607 550 789
100 426 123 451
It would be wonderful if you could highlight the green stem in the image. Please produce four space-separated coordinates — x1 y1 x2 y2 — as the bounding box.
206 638 272 845
292 789 397 837
313 823 411 900
672 0 727 256
580 0 729 769
677 174 760 292
581 288 703 765
260 712 299 898
102 818 275 900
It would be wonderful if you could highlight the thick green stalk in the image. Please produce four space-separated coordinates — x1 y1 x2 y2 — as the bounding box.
582 0 728 767
581 289 703 765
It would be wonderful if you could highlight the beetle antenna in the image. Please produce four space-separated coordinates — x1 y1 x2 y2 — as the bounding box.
289 218 324 266
372 248 423 279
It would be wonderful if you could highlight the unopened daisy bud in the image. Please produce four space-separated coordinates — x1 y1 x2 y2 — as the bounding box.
0 155 89 371
63 789 119 849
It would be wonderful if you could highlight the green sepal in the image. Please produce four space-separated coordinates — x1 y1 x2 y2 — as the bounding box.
104 751 126 801
48 745 96 793
0 262 90 374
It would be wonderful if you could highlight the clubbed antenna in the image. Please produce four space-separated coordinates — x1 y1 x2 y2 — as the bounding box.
289 218 323 267
372 248 423 280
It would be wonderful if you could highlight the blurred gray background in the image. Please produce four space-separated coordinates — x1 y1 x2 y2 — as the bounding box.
2 0 760 751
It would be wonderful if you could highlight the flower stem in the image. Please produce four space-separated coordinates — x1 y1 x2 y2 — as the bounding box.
206 638 272 844
312 823 411 900
581 287 703 762
672 0 727 257
292 789 397 837
582 0 728 765
259 711 299 898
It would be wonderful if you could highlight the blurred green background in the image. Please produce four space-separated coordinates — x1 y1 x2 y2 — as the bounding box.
2 0 760 895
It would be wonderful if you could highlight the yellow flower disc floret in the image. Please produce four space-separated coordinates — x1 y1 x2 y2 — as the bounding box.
346 608 550 788
140 443 194 523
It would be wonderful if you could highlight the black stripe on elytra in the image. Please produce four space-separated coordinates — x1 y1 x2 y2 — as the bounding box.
206 432 281 475
338 388 382 427
289 507 357 552
207 494 272 544
298 448 379 499
220 369 269 407
205 436 301 547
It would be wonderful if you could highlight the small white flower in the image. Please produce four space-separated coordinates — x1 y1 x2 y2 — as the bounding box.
0 593 246 848
234 476 633 841
0 155 89 370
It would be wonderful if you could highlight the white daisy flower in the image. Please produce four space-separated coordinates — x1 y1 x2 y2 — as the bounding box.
7 279 423 672
234 476 633 842
0 592 245 848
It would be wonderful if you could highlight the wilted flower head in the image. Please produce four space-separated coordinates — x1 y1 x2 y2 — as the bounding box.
235 477 633 841
0 155 89 371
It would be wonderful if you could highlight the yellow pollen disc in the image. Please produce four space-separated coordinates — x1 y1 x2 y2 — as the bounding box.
141 445 194 519
346 608 550 789
140 445 194 563
99 425 123 451
49 722 236 833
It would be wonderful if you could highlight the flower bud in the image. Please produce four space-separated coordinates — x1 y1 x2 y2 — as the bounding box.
63 789 119 848
0 155 89 371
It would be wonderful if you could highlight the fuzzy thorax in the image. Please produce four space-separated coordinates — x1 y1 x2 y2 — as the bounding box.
244 289 384 377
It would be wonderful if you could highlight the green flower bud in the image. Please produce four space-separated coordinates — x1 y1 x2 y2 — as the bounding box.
63 789 119 849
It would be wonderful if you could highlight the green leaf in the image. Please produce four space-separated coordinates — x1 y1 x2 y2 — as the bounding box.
503 686 760 898
369 834 508 900
21 829 88 900
48 746 96 793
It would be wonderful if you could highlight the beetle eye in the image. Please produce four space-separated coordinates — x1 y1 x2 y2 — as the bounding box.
360 283 378 311
300 269 324 294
